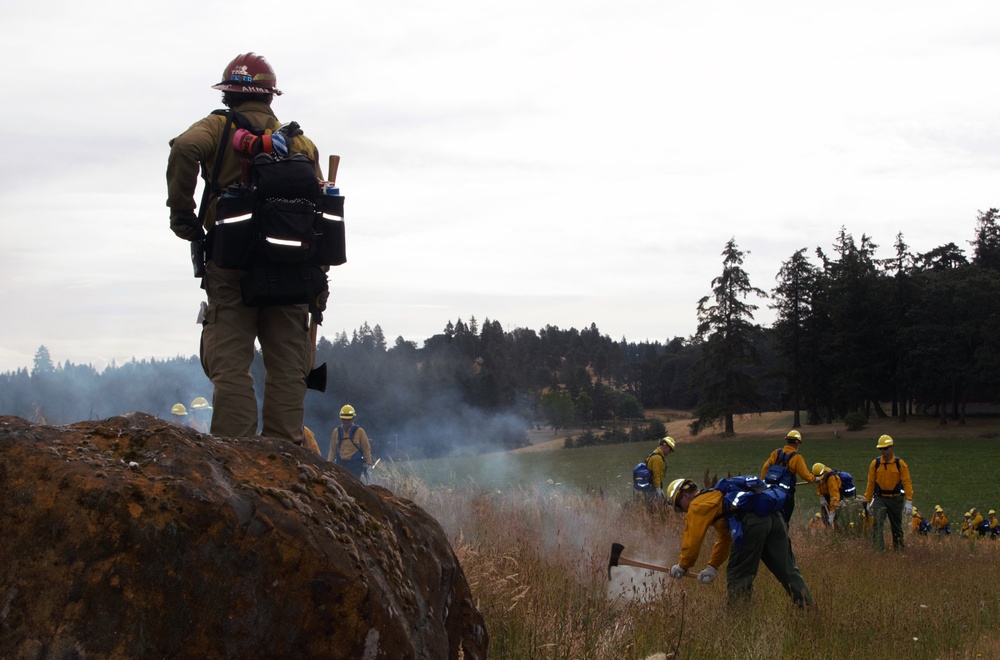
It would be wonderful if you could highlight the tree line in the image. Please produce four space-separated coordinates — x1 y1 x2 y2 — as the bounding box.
4 210 1000 456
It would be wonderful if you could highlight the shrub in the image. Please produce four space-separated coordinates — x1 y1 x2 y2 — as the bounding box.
843 412 867 431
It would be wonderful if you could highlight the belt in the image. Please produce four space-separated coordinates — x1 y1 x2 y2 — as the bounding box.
878 493 903 498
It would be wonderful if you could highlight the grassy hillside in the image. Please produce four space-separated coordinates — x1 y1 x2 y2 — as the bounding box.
405 410 1000 526
382 411 1000 659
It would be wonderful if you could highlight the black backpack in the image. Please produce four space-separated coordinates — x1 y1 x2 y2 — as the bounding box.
207 111 346 319
211 112 345 267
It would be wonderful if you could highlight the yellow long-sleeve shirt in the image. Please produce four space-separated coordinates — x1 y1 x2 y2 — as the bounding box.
815 469 843 511
931 512 948 531
760 444 816 486
645 445 671 489
863 453 913 501
678 490 733 571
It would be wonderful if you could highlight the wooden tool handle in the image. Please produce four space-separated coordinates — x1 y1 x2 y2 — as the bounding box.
328 155 340 184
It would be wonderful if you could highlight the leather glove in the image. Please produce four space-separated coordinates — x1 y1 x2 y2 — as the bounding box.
697 566 718 584
669 564 687 580
819 496 829 508
903 500 914 517
826 511 836 526
315 288 330 313
169 210 203 241
654 488 665 503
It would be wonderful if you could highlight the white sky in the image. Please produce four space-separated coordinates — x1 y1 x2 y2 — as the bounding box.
2 1 999 373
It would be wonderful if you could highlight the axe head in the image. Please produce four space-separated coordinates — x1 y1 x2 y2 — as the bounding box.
607 543 625 581
305 362 327 392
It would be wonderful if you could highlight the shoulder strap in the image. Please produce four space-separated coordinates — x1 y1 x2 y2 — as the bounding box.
198 110 237 225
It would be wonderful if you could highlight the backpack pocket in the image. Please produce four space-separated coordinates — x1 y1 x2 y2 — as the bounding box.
212 195 256 269
752 487 786 516
764 464 795 491
727 516 745 549
240 264 328 308
256 201 318 264
314 195 346 266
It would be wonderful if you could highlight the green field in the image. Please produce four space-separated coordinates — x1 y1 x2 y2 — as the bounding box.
384 423 1000 658
403 431 1000 525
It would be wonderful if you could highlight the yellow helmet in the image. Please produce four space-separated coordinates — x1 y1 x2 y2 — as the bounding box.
190 396 212 411
965 511 971 518
660 436 676 450
876 434 894 449
339 404 356 419
990 510 996 516
934 505 943 513
666 478 697 511
811 463 826 477
786 430 802 443
171 403 187 416
814 512 822 518
912 508 920 516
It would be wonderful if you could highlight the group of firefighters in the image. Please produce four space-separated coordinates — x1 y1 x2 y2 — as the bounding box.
909 504 1000 538
632 428 984 606
168 399 375 481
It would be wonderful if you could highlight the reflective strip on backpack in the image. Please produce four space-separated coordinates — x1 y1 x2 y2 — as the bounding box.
265 236 307 247
215 213 252 225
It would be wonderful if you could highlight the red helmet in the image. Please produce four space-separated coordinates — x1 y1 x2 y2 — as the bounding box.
211 52 282 95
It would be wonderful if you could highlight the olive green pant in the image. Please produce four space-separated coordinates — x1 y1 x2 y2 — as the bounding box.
200 261 311 443
871 495 905 551
727 511 814 607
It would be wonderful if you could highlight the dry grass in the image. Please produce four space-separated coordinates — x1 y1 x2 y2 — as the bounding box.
381 461 1000 660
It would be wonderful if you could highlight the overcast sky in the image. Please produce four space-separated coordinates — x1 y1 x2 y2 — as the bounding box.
2 1 999 373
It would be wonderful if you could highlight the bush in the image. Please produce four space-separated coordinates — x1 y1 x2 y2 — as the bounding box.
844 411 867 431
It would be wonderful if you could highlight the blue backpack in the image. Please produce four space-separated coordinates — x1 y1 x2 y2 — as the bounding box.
824 470 857 499
763 450 798 491
632 452 656 491
712 475 788 548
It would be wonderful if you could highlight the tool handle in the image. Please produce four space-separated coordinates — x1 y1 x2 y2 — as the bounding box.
327 155 340 184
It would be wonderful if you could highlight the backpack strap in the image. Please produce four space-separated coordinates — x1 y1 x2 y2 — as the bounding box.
873 457 903 495
200 111 238 216
336 426 362 457
777 449 797 466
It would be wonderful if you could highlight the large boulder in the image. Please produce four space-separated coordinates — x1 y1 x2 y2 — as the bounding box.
0 413 487 659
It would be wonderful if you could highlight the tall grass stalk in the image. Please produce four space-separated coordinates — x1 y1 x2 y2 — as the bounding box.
379 462 1000 659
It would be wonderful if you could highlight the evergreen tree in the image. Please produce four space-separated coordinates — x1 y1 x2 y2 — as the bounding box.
972 208 1000 271
32 346 55 376
690 238 767 435
771 248 819 428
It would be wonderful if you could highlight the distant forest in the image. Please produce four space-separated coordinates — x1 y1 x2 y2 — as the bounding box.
5 211 1000 458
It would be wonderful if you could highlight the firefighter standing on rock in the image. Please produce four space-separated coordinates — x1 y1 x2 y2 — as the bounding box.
166 52 324 445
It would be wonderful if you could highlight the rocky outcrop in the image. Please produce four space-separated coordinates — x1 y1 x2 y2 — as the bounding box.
0 413 487 659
